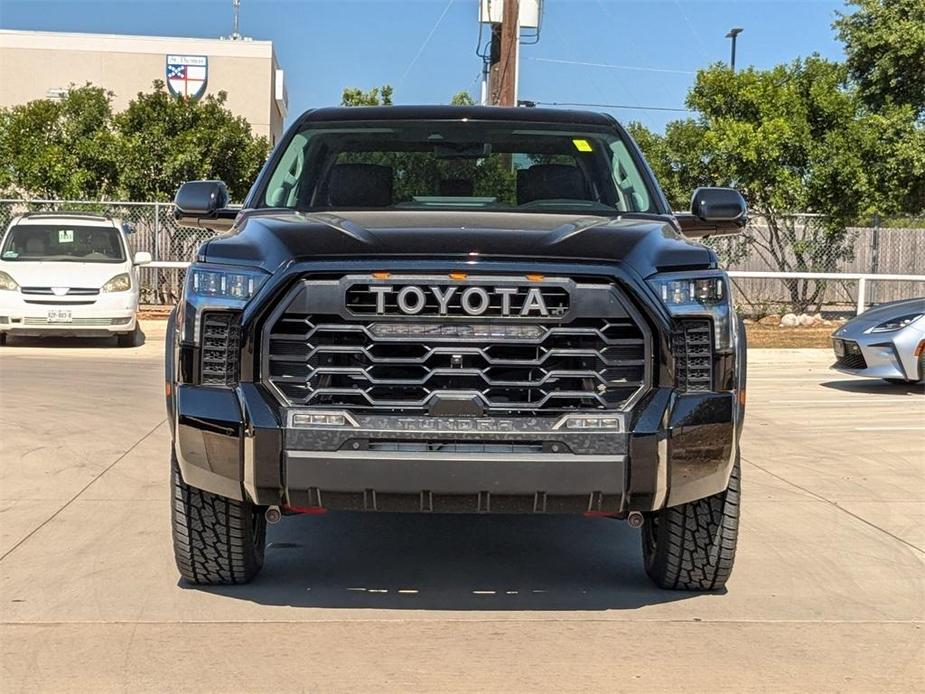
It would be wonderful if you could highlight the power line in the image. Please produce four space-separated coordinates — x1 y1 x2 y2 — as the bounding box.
397 0 455 88
527 57 696 76
533 100 694 113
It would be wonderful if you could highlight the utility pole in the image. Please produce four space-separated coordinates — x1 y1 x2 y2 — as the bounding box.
496 0 519 106
725 27 743 71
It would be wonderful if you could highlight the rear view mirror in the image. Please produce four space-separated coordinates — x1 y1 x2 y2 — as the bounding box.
133 251 152 265
433 143 492 159
174 180 236 231
676 187 748 238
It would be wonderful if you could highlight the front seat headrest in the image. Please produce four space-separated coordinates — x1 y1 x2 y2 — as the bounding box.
326 163 393 208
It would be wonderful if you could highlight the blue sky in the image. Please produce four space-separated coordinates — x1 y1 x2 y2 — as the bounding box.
0 0 848 131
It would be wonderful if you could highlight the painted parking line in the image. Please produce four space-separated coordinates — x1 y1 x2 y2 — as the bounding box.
762 400 925 408
853 426 925 432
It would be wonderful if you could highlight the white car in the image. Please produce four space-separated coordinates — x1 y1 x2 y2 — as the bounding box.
0 212 151 346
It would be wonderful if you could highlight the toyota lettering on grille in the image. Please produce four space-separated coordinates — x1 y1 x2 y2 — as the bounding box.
347 283 570 318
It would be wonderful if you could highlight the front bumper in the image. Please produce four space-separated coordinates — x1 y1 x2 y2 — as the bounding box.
0 290 138 336
831 336 922 381
173 381 738 514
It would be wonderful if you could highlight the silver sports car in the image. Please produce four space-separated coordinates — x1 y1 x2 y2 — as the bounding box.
831 297 925 384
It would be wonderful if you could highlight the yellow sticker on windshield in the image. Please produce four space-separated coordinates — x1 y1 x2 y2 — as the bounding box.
572 138 593 152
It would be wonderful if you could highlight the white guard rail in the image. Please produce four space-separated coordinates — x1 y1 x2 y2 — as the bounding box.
726 271 925 314
143 263 925 316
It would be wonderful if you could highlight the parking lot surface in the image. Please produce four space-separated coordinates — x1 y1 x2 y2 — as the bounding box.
1 323 923 692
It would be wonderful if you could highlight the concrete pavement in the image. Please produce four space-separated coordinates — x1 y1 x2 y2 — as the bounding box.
0 324 923 692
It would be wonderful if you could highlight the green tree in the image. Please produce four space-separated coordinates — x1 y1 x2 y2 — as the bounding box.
113 80 268 201
627 119 712 211
341 85 393 107
835 0 925 116
0 84 119 199
450 91 476 106
630 58 922 311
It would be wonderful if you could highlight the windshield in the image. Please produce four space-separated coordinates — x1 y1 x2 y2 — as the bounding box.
260 120 658 215
1 224 126 263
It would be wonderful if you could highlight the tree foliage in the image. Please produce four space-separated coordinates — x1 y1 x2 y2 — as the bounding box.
0 81 268 201
629 57 925 310
0 84 119 199
835 0 925 116
450 91 476 106
341 85 393 107
114 80 268 201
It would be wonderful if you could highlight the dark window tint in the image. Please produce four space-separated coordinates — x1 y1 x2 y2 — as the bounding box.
262 122 655 215
1 224 125 263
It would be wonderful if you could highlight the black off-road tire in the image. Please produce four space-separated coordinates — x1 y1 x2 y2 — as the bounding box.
0 332 6 346
641 456 741 591
171 455 266 585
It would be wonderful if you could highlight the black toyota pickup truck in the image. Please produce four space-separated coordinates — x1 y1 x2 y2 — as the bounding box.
167 106 747 591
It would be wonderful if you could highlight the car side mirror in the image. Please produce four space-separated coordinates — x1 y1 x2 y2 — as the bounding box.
133 251 152 265
174 180 237 231
676 187 748 238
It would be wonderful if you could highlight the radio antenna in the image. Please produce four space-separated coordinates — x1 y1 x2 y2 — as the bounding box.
231 0 242 40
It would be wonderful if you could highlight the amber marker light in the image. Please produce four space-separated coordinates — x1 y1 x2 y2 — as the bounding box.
526 273 545 282
915 340 925 357
372 272 390 279
449 272 468 280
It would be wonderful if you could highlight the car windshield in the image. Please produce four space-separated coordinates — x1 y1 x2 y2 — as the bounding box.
260 120 658 215
1 223 126 263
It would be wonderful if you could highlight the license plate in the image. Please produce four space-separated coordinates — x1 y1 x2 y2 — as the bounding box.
47 309 72 323
833 339 845 357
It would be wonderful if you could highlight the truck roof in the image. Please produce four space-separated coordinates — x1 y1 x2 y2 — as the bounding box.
296 105 617 128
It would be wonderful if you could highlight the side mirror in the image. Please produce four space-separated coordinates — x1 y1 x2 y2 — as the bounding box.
133 251 152 265
174 180 236 231
676 187 748 238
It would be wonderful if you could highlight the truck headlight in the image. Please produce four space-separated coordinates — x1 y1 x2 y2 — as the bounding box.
101 273 131 292
0 271 18 291
180 263 268 343
866 313 923 333
648 272 734 350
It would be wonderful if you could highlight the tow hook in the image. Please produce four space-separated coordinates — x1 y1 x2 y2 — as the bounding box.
626 511 644 528
265 506 282 524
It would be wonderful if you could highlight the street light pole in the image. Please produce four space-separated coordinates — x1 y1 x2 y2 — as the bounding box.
725 27 743 71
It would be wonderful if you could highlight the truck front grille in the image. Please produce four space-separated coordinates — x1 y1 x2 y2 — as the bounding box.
264 278 649 415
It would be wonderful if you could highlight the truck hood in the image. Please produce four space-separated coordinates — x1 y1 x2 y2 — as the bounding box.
202 210 716 277
0 260 127 289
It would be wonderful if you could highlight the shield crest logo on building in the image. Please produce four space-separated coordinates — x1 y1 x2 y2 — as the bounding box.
165 55 208 99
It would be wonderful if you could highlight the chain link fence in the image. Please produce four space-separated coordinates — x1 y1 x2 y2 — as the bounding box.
707 214 925 317
1 199 923 315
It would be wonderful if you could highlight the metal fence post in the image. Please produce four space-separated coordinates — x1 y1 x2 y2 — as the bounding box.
856 276 867 315
869 214 880 305
154 202 161 261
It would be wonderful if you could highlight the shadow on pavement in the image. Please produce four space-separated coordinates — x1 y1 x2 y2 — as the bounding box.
187 512 702 610
2 329 145 349
821 378 924 395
